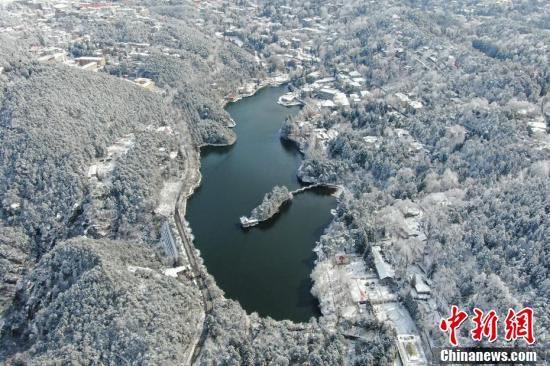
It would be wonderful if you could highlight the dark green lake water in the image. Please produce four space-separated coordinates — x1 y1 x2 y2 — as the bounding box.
186 86 335 322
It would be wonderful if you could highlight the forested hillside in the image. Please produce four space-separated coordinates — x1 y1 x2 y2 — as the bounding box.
0 5 371 362
0 0 548 363
195 296 395 365
59 8 263 146
0 238 203 365
0 62 185 251
0 225 30 315
271 0 550 349
0 32 207 364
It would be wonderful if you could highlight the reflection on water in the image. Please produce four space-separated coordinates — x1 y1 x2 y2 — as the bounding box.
186 86 336 322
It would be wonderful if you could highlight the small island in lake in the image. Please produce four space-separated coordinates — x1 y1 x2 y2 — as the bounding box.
240 185 293 228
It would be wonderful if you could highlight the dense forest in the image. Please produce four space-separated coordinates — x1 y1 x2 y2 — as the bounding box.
0 0 548 364
60 9 263 146
0 33 207 364
0 61 182 255
0 238 203 365
267 0 549 350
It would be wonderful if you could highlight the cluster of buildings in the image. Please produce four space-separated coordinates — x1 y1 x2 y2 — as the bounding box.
278 69 370 109
2 1 160 91
0 1 479 364
313 243 429 365
195 0 375 113
312 191 442 365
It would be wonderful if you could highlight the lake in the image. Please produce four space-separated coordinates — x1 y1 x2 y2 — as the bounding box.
186 85 335 322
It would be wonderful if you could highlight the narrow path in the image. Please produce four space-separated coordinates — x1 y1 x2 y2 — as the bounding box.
289 183 338 195
174 203 213 365
168 95 213 365
172 143 213 365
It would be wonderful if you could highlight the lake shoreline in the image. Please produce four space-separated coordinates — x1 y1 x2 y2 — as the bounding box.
178 79 338 323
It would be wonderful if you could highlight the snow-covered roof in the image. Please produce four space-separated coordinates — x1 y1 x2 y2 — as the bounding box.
396 334 427 366
372 246 395 280
317 100 336 108
334 92 350 107
395 92 410 103
413 274 430 294
409 100 423 109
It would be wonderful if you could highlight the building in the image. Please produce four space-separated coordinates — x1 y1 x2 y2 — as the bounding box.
159 221 179 265
394 92 423 111
317 87 339 100
240 216 258 228
372 246 395 285
75 56 106 71
411 274 431 300
278 92 302 106
409 100 423 110
37 51 67 64
334 252 350 265
363 136 380 148
80 62 99 72
87 164 98 178
306 70 321 82
395 92 410 106
334 92 350 107
133 77 155 91
396 334 428 366
317 99 336 109
75 56 106 66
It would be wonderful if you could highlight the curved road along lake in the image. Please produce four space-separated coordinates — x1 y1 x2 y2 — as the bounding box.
187 86 335 322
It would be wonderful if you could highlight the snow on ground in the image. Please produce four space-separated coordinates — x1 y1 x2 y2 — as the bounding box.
366 279 398 304
164 266 189 278
155 181 182 216
88 134 135 181
127 265 153 273
374 302 418 335
126 265 162 280
311 255 369 324
312 255 401 323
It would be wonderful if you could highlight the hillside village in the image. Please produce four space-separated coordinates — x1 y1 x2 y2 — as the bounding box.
0 0 548 364
0 1 428 363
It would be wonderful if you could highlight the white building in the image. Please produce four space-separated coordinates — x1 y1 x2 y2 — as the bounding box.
396 334 428 366
372 246 395 283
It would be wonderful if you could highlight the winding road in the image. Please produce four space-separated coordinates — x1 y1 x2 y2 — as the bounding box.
170 98 214 365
